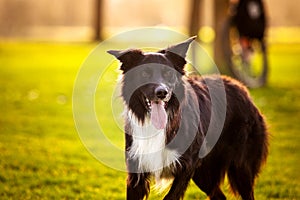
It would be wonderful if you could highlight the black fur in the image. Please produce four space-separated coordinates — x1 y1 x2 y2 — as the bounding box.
108 38 268 200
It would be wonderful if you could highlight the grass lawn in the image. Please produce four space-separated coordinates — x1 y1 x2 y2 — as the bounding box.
0 41 299 199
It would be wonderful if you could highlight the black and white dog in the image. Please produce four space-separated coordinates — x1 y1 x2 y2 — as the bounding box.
108 37 268 200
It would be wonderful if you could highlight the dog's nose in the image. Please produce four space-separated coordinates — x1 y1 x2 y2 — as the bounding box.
155 86 168 100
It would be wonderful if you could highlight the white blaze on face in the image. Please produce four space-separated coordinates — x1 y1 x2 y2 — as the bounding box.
150 101 168 130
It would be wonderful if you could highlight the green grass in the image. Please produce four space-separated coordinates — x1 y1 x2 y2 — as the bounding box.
0 41 299 199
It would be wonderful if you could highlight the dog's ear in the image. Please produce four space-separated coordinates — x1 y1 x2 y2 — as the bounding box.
165 36 196 58
159 36 196 74
107 49 144 71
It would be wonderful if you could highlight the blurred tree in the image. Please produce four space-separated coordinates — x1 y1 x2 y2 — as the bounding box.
188 0 204 66
94 0 103 41
189 0 229 73
188 0 202 37
213 0 229 73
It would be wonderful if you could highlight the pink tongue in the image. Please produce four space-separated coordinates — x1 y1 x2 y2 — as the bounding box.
150 101 167 130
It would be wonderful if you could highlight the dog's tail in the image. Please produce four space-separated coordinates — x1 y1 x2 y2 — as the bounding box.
228 113 269 197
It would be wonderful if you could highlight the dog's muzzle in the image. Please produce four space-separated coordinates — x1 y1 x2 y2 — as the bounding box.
144 84 172 113
155 85 168 101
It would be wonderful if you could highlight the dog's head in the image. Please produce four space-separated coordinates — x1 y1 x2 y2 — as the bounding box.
108 37 195 129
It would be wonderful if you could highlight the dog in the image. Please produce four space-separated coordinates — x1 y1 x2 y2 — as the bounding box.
108 37 268 200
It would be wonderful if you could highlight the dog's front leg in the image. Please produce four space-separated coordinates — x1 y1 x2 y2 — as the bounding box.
163 171 193 200
127 172 150 200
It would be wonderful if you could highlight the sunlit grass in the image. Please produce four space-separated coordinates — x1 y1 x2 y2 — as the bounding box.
0 41 299 199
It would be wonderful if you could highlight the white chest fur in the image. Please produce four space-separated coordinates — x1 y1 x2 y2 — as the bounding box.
128 113 180 182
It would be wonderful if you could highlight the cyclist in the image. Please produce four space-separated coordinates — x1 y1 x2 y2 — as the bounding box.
230 0 267 62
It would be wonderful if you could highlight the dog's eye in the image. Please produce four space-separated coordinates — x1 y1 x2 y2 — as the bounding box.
142 70 151 78
163 70 173 78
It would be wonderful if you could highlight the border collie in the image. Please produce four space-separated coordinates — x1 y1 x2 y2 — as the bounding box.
108 37 268 200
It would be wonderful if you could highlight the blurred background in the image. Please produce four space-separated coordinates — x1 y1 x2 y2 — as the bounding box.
0 0 299 199
0 0 299 42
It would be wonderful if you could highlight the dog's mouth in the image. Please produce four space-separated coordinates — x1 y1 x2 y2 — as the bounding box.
145 98 169 112
144 96 170 130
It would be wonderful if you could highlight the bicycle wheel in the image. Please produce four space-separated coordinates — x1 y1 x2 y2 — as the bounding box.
222 18 268 88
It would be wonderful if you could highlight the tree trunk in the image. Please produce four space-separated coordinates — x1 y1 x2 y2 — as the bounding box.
188 0 203 37
213 0 229 73
94 0 103 41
